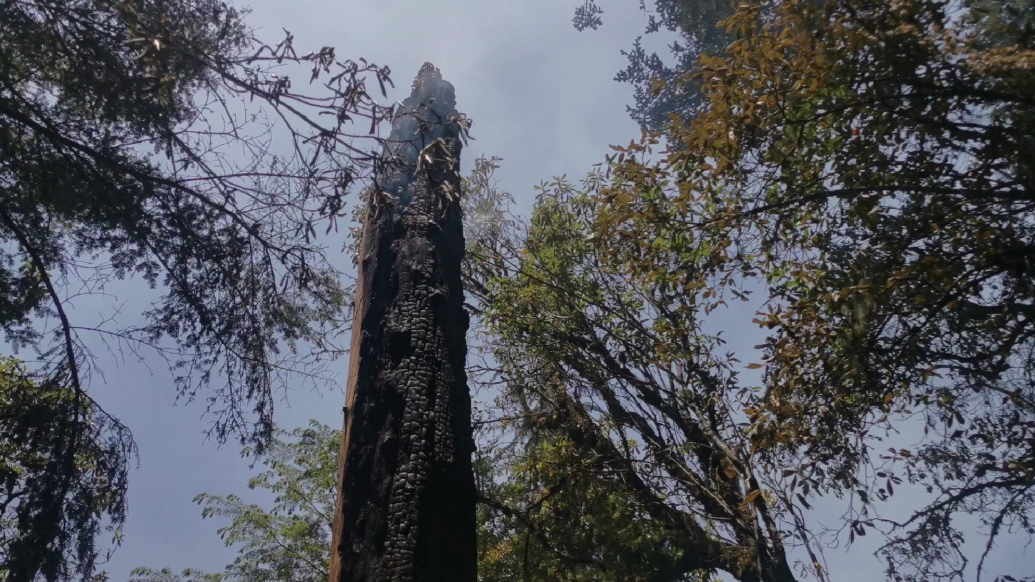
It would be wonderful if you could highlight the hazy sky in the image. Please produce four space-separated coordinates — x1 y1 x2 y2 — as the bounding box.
54 0 1028 580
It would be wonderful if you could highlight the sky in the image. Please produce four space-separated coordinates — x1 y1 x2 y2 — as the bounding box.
23 0 1030 580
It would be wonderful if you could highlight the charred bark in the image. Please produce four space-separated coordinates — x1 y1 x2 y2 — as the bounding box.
328 63 476 582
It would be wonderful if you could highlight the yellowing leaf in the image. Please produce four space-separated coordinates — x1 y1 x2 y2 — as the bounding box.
741 489 762 506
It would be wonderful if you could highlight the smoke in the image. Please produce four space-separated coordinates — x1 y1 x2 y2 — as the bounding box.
377 62 462 207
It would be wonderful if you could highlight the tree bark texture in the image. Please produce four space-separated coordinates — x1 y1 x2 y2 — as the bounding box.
328 63 477 582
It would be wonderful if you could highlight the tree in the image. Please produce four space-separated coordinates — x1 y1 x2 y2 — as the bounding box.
129 421 336 582
466 175 808 582
588 0 1035 580
461 165 705 582
327 63 477 582
573 0 774 135
0 357 134 582
2 0 397 578
475 414 718 582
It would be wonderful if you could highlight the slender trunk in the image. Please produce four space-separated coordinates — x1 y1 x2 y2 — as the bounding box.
328 63 477 582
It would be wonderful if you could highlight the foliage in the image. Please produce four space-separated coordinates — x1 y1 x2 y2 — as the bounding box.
129 421 336 582
461 163 694 582
1 0 397 577
573 0 773 135
462 166 811 582
590 0 1035 580
0 357 135 582
127 418 710 582
128 570 223 582
1 0 396 451
133 415 668 582
475 411 716 582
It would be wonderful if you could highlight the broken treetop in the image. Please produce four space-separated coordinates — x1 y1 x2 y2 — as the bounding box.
379 62 461 207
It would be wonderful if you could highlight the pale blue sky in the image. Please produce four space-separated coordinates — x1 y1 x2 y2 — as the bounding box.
42 0 1031 580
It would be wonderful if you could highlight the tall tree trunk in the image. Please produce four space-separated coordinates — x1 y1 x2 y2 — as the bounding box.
328 63 477 582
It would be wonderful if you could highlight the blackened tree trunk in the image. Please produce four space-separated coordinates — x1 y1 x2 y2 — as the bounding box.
328 63 477 582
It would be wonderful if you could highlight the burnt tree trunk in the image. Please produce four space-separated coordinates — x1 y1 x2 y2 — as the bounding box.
328 63 477 582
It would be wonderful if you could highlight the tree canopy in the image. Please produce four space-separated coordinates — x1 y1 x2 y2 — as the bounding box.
573 0 771 135
581 0 1035 580
456 2 1035 581
0 357 133 582
1 0 396 451
467 172 804 582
